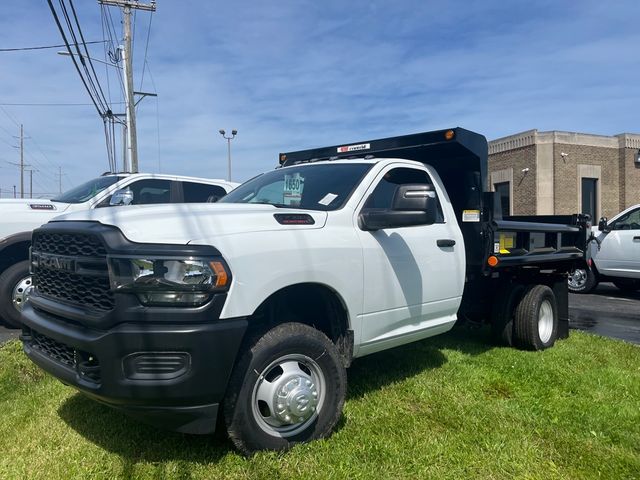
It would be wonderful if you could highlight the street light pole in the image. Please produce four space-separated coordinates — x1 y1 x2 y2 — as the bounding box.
219 129 237 181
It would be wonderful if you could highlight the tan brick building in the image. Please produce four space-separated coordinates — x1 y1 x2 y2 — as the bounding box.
488 130 640 220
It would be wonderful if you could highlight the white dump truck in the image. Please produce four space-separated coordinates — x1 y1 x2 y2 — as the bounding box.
20 129 588 454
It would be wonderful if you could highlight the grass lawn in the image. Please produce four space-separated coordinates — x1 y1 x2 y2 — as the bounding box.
0 327 638 479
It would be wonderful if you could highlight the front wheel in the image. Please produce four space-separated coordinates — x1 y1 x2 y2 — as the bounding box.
568 267 598 294
612 278 640 293
0 260 32 328
223 322 347 455
513 285 559 351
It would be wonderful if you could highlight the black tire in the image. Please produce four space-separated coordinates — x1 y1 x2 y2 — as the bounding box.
513 285 558 351
0 260 31 328
568 267 598 294
223 322 347 455
490 283 526 347
612 279 640 293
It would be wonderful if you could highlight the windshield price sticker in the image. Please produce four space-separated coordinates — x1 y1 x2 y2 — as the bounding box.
283 173 305 206
318 193 338 206
337 143 370 153
462 209 480 222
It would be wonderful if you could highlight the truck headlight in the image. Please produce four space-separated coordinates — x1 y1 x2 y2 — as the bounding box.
109 257 230 307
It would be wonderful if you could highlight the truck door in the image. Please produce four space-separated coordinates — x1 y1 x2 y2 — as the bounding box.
355 165 465 355
596 206 640 277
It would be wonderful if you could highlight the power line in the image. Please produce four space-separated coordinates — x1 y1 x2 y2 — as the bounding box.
139 10 154 90
46 0 104 116
0 102 125 106
57 0 109 113
68 0 111 112
0 105 20 126
0 40 106 52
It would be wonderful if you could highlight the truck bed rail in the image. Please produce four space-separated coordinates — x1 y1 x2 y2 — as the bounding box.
488 214 590 270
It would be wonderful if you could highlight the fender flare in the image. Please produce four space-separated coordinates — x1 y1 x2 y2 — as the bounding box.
0 231 32 273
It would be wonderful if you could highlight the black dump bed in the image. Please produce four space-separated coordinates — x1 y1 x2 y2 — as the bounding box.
280 127 588 278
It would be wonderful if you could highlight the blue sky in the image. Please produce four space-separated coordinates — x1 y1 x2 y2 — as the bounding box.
0 1 639 197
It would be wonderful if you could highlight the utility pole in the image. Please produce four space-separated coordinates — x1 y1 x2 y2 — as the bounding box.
20 125 24 198
25 169 37 198
11 125 27 198
99 0 156 173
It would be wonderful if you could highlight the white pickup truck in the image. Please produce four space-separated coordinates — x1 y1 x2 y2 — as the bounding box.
19 129 588 454
568 204 640 293
0 173 237 327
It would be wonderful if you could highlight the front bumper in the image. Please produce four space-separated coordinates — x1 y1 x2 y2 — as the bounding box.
21 301 247 434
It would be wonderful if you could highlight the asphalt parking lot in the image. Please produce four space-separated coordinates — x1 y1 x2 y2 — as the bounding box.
569 282 640 345
1 284 638 346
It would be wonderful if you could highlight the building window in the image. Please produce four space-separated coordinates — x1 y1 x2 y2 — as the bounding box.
581 177 598 221
495 181 511 217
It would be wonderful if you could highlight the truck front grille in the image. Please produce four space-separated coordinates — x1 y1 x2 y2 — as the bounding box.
31 329 75 367
31 231 114 312
32 232 107 257
28 329 102 384
34 268 114 311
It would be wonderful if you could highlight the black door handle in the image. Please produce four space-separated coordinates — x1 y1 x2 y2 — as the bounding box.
634 236 640 241
437 239 456 248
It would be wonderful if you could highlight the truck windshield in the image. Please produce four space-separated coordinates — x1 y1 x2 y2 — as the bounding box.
219 163 373 211
51 176 124 204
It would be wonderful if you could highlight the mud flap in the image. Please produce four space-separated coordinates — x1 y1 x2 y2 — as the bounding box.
552 278 570 340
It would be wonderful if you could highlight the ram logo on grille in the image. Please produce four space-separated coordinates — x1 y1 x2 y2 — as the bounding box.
32 252 76 273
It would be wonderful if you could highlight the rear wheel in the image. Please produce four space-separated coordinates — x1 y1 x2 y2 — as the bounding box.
223 322 347 455
0 260 32 328
568 267 598 294
612 278 640 293
513 285 558 350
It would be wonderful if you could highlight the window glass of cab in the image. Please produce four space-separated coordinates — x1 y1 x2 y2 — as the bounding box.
219 163 373 211
51 176 124 204
363 167 445 222
182 182 228 203
611 207 640 230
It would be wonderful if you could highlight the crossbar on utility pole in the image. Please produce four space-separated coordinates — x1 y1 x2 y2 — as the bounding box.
98 0 156 173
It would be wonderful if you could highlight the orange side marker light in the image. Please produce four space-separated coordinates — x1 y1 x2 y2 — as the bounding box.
209 261 229 288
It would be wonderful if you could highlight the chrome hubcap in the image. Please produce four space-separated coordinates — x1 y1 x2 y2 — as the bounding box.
12 275 33 312
568 269 587 289
252 354 325 437
538 299 554 343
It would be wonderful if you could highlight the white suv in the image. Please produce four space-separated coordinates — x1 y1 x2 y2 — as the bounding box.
0 173 238 327
569 204 640 293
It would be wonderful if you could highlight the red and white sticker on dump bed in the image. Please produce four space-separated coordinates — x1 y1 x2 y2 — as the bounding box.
337 143 370 153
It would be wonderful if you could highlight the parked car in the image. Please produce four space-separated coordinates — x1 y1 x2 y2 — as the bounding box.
19 129 588 454
0 173 238 327
568 204 640 293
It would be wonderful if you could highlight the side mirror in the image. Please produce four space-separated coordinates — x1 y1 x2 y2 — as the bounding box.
392 184 437 216
598 217 609 232
360 184 437 231
110 187 134 206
